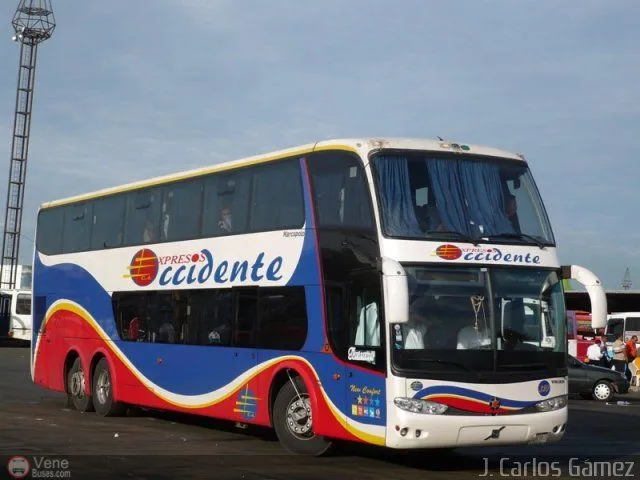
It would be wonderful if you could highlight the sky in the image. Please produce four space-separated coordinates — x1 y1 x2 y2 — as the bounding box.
0 0 638 290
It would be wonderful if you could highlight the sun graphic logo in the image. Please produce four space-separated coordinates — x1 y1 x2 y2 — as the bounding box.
7 456 30 479
233 385 259 421
434 244 462 260
124 248 159 286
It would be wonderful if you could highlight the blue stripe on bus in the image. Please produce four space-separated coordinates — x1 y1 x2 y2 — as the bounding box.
413 385 536 408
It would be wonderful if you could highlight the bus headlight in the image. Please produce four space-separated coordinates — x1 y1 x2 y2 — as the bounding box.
394 397 448 415
535 395 567 412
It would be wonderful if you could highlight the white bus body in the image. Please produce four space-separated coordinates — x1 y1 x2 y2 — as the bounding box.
0 289 32 343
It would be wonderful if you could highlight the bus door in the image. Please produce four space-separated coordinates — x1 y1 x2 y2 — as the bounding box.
343 275 386 434
11 292 32 341
0 293 11 337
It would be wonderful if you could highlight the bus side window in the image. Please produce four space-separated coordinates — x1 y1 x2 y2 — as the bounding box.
16 294 31 315
256 287 307 350
307 151 374 229
37 207 64 255
151 293 178 344
187 290 233 346
124 189 162 246
91 195 126 249
203 172 251 237
62 203 92 253
234 289 258 347
161 179 204 242
249 160 304 232
113 292 146 342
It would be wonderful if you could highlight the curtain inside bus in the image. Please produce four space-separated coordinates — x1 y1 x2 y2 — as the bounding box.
374 156 422 236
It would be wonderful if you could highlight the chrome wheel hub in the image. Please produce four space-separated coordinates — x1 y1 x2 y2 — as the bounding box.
70 370 85 398
286 396 313 438
96 370 111 405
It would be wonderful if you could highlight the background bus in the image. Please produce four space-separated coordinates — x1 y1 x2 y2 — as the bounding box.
31 138 606 455
0 289 32 343
605 313 640 343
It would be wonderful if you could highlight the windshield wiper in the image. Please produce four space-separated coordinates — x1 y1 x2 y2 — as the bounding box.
484 232 547 249
425 230 481 246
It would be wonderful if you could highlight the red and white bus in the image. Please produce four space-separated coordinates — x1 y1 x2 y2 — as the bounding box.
31 138 606 454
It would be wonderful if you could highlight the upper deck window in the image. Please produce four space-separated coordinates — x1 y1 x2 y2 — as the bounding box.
62 203 92 253
36 207 64 255
307 151 374 230
371 152 555 245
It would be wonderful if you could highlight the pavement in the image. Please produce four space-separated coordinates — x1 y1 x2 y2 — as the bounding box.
2 345 640 479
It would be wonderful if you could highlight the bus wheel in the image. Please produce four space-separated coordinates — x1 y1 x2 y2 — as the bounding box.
272 376 333 456
92 358 125 417
67 357 94 412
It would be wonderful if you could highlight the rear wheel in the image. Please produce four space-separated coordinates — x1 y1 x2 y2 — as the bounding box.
92 358 125 416
592 380 614 402
67 357 94 412
272 376 333 456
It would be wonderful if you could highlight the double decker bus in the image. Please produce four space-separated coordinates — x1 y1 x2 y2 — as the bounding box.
32 138 606 455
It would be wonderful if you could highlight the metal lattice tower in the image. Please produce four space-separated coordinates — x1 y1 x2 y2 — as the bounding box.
0 1 55 289
622 267 632 290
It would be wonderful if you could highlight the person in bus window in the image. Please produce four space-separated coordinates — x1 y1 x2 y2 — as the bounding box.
158 319 175 343
218 207 232 233
143 220 155 243
403 320 427 349
505 194 520 232
128 316 140 342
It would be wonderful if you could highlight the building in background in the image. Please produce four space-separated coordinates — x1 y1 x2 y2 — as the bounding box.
0 265 31 290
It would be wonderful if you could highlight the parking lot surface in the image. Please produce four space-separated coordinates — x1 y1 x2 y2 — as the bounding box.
2 345 640 479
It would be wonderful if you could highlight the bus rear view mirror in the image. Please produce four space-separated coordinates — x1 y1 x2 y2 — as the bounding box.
381 257 409 324
561 265 607 329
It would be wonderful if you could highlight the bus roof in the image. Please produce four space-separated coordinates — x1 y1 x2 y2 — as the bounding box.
39 137 525 209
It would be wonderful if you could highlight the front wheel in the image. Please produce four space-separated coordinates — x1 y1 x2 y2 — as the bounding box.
272 376 333 456
67 357 94 412
592 380 614 402
92 358 125 416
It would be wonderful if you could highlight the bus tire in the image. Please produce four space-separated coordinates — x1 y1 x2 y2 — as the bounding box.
272 376 333 456
67 357 94 413
92 358 125 417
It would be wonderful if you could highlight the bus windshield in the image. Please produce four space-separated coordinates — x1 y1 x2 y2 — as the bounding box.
393 266 566 378
371 152 555 245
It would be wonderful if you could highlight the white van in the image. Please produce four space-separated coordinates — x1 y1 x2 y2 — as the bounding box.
0 289 32 343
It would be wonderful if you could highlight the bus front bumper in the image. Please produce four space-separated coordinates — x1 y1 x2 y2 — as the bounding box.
386 405 567 449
